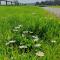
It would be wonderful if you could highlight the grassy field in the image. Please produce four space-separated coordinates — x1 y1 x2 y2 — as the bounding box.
0 6 60 60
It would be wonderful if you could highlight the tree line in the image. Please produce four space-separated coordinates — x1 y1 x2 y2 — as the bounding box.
35 0 60 6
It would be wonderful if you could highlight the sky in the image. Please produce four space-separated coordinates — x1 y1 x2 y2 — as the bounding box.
1 0 46 5
18 0 46 3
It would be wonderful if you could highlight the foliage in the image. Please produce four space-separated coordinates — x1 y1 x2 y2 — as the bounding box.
0 6 60 60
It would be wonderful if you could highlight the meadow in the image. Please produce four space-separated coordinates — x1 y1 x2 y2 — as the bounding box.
0 6 60 60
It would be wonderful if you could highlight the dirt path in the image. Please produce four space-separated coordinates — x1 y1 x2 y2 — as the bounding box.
42 7 60 17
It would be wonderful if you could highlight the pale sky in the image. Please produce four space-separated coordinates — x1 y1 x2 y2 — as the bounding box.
1 0 46 5
18 0 46 3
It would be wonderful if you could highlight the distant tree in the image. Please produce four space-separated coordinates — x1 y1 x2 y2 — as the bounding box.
54 0 60 5
40 0 55 6
41 1 46 5
35 2 40 5
48 0 60 5
14 0 19 5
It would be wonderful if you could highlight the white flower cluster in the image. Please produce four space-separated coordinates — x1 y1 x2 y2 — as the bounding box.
36 51 44 57
32 35 39 42
51 40 56 43
34 44 41 48
23 31 33 34
22 31 33 37
15 25 22 29
6 40 16 46
13 24 23 32
23 31 29 34
19 45 27 49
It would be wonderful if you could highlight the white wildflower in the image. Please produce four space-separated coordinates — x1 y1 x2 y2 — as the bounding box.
23 31 28 34
6 40 16 46
15 25 22 29
18 25 23 27
36 51 44 57
8 40 16 43
23 31 33 34
19 45 27 49
6 42 10 46
51 40 56 43
34 44 41 48
29 31 33 34
32 36 39 42
32 35 38 39
15 26 20 29
33 38 39 42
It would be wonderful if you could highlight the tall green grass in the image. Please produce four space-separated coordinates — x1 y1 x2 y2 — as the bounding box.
0 6 60 60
